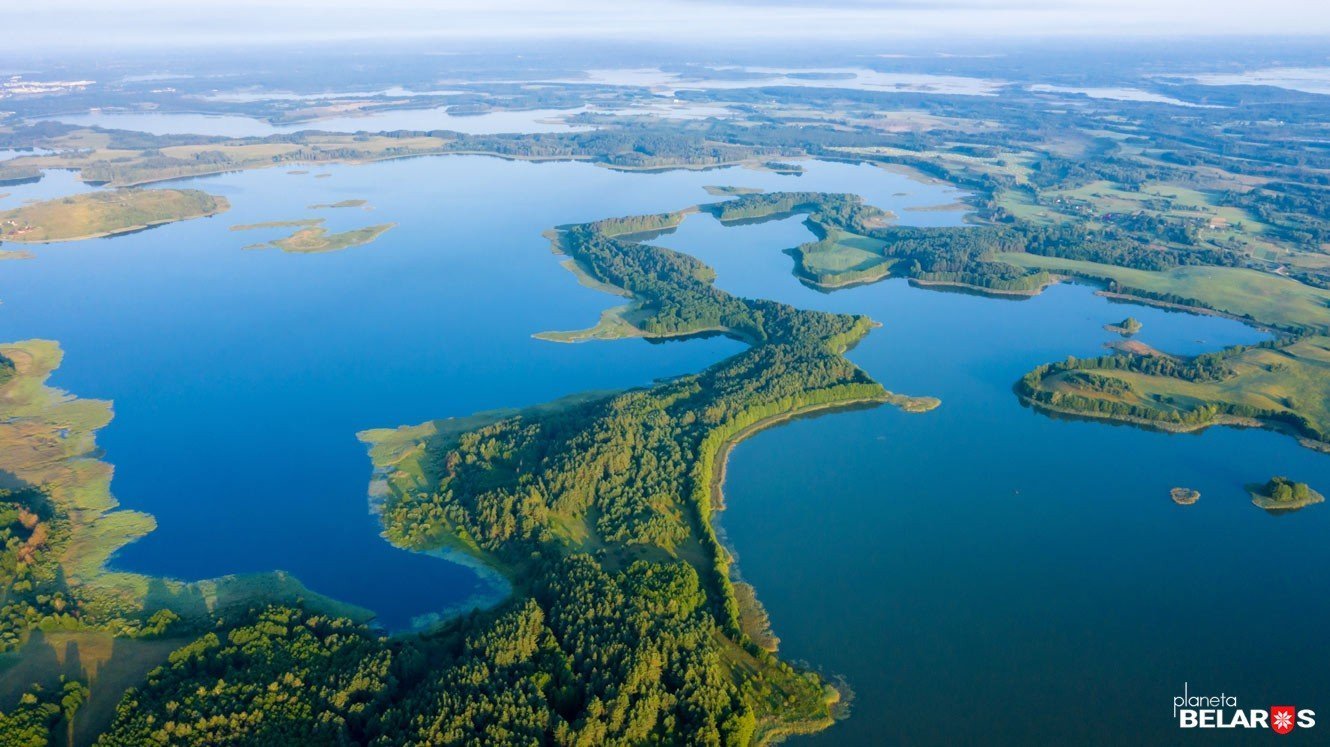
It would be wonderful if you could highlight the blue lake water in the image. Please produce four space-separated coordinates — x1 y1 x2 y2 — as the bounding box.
0 156 958 630
2 154 1326 743
654 214 1330 744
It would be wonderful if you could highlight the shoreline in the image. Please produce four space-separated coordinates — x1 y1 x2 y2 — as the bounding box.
0 339 374 637
39 148 786 190
1093 290 1286 335
1017 392 1330 454
0 196 230 244
798 265 895 291
908 275 1060 298
705 390 935 744
709 395 894 512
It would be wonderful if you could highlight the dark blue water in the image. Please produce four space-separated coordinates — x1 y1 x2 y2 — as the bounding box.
0 156 958 629
654 214 1330 745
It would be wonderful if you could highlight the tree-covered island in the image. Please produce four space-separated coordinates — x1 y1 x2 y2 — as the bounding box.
1248 476 1325 512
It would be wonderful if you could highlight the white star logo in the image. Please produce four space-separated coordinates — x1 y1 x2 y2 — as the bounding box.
1274 711 1294 730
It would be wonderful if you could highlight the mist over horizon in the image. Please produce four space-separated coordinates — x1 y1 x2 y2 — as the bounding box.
8 0 1330 54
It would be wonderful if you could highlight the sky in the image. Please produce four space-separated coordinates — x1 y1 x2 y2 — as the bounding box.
9 0 1330 50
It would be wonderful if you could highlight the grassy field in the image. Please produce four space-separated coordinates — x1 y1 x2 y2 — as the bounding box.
791 226 895 287
996 253 1330 332
272 223 395 253
534 303 653 342
0 189 227 243
999 250 1330 451
0 341 140 583
1036 335 1330 443
1051 180 1263 229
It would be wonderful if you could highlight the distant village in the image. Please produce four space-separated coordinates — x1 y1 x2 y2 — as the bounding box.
0 217 35 239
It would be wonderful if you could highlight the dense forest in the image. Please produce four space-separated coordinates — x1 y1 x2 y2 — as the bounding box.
89 200 924 745
6 52 1330 744
0 487 78 653
0 679 88 746
99 562 780 746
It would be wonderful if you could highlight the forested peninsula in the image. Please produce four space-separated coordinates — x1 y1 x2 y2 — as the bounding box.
73 187 1330 744
82 196 942 745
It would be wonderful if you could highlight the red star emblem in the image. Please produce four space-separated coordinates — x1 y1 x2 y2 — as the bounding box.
1271 706 1296 735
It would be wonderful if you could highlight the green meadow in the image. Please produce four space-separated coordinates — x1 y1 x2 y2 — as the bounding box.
0 189 227 243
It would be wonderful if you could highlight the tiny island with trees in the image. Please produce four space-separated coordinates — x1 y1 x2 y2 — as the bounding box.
1249 476 1325 512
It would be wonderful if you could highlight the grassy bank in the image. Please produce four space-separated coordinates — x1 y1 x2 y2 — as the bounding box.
0 189 227 243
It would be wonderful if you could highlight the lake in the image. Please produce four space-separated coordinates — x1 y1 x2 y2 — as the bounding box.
2 153 1325 743
1027 84 1211 107
36 102 741 139
550 67 1004 97
0 156 957 630
37 106 594 137
653 213 1330 744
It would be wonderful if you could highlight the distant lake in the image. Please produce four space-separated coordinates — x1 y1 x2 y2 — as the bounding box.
2 154 1325 744
1028 84 1212 107
0 147 54 162
551 67 1004 96
1173 67 1330 96
36 101 740 138
194 87 467 103
36 106 595 137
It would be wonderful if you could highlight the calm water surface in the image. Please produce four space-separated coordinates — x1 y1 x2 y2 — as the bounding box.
3 155 1325 744
655 214 1330 745
0 157 953 629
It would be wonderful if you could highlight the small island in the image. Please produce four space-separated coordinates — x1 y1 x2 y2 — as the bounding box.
309 199 370 209
761 160 804 174
1105 316 1143 336
360 195 943 743
0 189 228 243
703 185 765 196
234 218 396 254
1170 487 1200 505
230 219 322 231
1249 476 1325 513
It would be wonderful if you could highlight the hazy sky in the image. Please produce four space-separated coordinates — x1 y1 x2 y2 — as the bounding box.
11 0 1330 50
